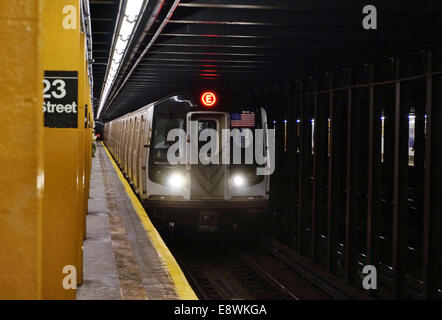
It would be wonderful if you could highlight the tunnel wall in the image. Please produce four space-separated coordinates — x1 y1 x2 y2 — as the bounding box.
250 49 442 299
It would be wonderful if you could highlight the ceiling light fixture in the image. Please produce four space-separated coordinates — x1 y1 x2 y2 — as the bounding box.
97 0 144 119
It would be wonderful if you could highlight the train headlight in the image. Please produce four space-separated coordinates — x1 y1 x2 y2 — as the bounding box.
231 174 246 188
167 173 185 189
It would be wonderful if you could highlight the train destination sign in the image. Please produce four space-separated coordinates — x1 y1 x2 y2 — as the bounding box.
43 70 78 128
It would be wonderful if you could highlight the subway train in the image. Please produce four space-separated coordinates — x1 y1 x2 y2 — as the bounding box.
104 91 272 233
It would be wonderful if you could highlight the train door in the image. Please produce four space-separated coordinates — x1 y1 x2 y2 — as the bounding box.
139 110 153 199
119 121 123 163
128 118 135 179
116 122 121 163
132 117 140 188
123 120 128 173
137 115 147 197
187 112 229 200
122 121 128 167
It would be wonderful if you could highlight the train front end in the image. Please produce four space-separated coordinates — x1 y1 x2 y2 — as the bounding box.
144 92 273 233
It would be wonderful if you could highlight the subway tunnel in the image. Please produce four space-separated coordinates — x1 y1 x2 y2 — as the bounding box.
0 0 441 303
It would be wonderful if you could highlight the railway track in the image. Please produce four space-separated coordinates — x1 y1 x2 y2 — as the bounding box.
231 252 299 300
166 235 333 300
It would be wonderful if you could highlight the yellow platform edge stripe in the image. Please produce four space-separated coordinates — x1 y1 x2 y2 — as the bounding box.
101 141 198 300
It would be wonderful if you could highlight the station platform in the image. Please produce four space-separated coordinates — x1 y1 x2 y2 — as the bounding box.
77 143 197 300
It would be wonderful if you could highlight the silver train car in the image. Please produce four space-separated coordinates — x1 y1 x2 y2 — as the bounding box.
104 92 271 232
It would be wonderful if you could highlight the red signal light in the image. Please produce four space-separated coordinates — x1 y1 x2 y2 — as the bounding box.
201 92 216 107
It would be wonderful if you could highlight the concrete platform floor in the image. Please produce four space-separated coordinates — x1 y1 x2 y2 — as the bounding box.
77 143 184 300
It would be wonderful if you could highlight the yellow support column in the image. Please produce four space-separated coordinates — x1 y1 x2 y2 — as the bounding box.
41 0 82 299
0 0 43 300
85 91 92 202
84 81 91 229
86 90 93 200
76 30 87 284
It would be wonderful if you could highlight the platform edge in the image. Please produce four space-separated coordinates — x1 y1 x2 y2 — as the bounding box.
101 142 198 300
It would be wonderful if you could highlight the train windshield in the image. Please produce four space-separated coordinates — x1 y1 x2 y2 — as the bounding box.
151 117 185 163
152 117 185 149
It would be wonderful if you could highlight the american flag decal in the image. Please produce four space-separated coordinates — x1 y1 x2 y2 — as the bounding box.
231 112 255 127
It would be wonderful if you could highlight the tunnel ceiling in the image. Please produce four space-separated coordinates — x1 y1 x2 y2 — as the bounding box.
90 0 442 121
90 0 121 110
